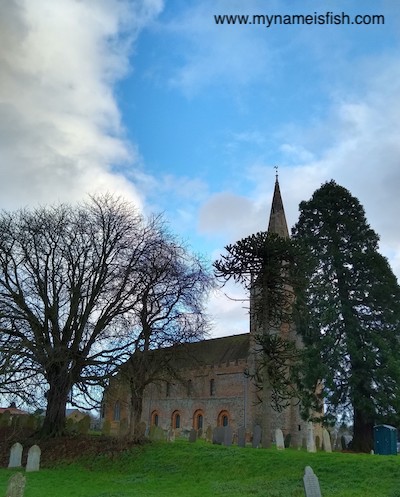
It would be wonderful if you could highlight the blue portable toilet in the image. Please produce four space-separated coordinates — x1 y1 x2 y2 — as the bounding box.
374 425 397 455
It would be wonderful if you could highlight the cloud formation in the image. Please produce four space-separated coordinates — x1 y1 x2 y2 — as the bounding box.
0 0 163 210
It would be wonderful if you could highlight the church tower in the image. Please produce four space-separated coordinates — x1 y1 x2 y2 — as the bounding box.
249 172 305 448
267 173 289 239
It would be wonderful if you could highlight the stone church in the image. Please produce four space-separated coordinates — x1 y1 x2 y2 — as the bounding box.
102 177 308 447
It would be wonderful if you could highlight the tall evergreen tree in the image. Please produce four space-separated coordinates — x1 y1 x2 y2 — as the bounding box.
292 180 400 452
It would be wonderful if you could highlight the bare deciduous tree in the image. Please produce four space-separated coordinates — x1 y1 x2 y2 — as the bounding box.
0 195 210 436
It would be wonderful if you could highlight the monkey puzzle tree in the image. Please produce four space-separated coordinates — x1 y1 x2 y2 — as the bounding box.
214 231 305 447
292 180 400 452
0 195 209 436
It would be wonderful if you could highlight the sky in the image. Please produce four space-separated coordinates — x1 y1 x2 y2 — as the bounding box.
1 0 400 338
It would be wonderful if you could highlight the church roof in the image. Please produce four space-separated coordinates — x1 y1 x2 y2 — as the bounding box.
267 176 289 238
177 333 250 367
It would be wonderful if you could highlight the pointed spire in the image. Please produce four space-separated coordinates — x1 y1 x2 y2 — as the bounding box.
267 169 289 238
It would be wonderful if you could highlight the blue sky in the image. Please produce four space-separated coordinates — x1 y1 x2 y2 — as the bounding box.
1 0 400 336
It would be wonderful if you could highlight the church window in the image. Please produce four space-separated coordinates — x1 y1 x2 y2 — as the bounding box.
151 411 159 426
113 401 120 422
210 379 215 396
187 379 193 396
172 411 181 429
217 410 229 427
193 409 204 430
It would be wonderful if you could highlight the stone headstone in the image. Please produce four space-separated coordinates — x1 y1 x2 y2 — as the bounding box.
212 426 224 445
26 445 41 472
237 426 246 448
315 435 321 450
8 442 23 468
167 429 175 442
223 425 233 446
322 428 332 452
307 422 316 453
6 472 26 497
189 428 197 443
275 428 285 450
205 425 213 442
252 425 262 448
303 466 322 497
149 425 165 441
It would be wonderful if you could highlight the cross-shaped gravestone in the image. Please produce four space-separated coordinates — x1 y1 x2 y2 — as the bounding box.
8 443 23 468
303 466 322 497
6 472 26 497
26 445 41 472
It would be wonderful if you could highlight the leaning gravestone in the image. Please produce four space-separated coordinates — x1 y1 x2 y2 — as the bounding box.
6 472 26 497
189 428 197 443
307 422 316 453
26 445 41 472
275 428 285 450
252 425 262 448
237 426 246 448
322 428 332 453
8 443 23 468
303 466 322 497
223 426 233 447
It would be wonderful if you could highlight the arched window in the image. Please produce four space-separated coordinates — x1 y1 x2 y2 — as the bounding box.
193 409 204 430
172 411 181 429
151 410 159 426
217 410 229 427
113 401 121 421
187 379 193 396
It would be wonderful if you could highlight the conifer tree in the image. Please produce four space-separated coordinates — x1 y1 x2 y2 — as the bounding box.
292 180 400 452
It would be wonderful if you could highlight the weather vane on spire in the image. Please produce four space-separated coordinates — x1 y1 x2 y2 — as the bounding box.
274 165 279 180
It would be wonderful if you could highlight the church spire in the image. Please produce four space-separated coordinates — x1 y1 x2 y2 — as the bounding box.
267 169 289 238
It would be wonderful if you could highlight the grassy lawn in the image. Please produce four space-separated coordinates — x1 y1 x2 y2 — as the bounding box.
1 440 400 497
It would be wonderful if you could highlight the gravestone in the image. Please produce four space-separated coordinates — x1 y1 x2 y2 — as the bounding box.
322 429 332 452
189 428 197 443
223 426 233 447
284 433 291 448
315 435 321 450
252 425 262 448
303 466 322 497
149 425 165 441
167 429 175 443
212 426 224 445
205 425 213 442
8 442 23 468
237 426 246 448
6 472 26 497
275 428 285 450
307 422 316 453
26 445 41 472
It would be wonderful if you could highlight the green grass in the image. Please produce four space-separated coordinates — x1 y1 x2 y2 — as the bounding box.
1 440 400 496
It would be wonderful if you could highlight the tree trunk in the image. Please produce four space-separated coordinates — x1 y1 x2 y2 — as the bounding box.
128 381 145 440
352 407 373 452
40 373 71 437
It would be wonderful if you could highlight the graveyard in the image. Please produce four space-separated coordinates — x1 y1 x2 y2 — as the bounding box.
1 437 400 497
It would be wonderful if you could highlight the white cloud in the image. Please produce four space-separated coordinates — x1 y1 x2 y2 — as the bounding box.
0 0 163 210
